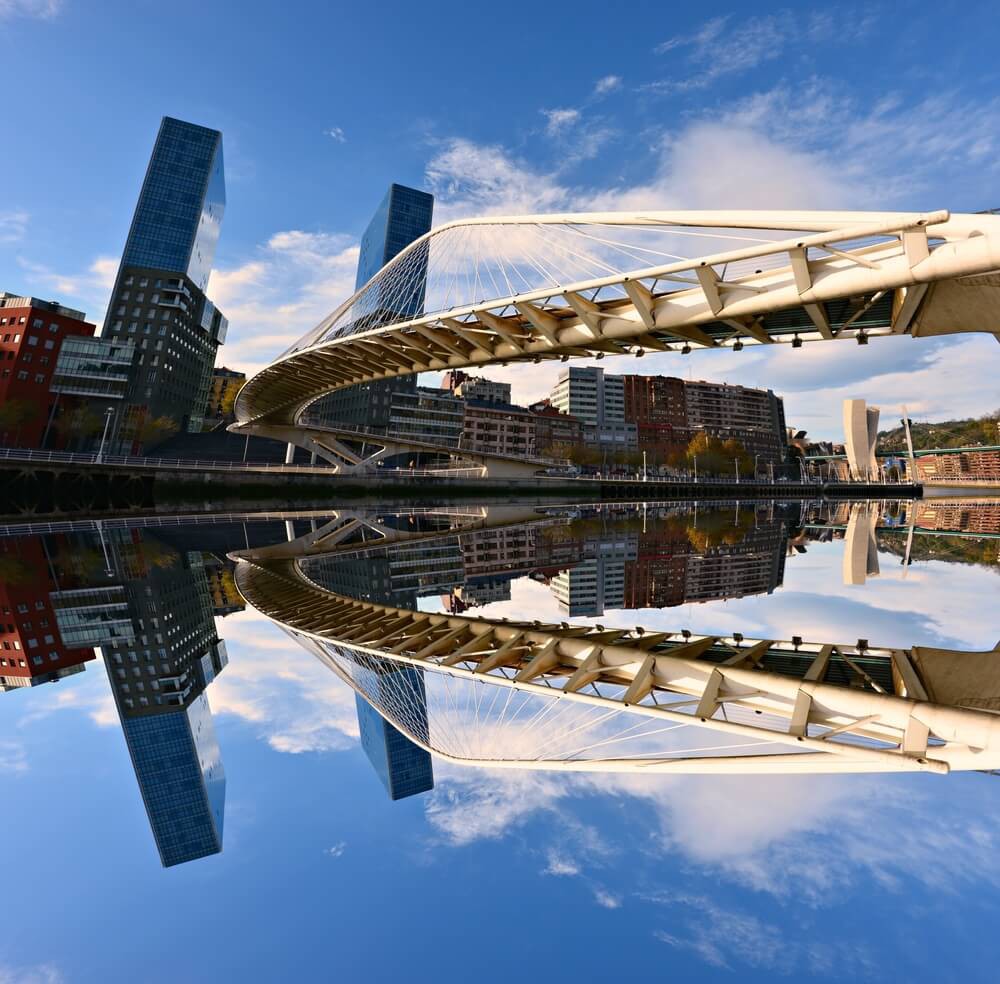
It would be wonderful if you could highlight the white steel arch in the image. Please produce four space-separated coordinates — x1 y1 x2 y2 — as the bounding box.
233 209 1000 434
233 555 1000 777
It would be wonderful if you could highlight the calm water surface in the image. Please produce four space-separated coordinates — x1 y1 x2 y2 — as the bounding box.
2 498 999 982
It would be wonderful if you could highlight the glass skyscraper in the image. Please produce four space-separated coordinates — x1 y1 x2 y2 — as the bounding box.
102 117 228 446
311 183 434 431
120 117 225 292
354 660 434 801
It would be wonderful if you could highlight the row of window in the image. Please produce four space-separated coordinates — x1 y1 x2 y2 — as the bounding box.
0 315 26 326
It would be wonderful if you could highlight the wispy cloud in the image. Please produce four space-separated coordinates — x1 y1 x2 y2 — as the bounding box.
650 892 875 975
593 75 622 95
541 107 581 137
0 210 29 242
324 126 347 143
647 11 875 94
0 0 61 20
543 849 581 877
205 612 360 753
325 841 347 858
593 888 622 909
207 231 359 377
0 961 64 984
0 739 28 775
13 254 117 324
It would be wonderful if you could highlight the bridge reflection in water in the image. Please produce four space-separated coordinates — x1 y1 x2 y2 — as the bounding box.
231 499 1000 779
3 498 999 869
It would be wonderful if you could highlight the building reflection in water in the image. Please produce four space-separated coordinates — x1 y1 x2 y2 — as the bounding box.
1 498 999 863
2 526 238 867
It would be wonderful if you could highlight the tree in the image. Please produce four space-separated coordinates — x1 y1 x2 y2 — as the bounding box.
51 404 102 450
0 398 40 445
129 414 179 451
683 432 753 477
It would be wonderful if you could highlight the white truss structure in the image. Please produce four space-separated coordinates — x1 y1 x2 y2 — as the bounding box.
233 554 1000 777
234 209 1000 429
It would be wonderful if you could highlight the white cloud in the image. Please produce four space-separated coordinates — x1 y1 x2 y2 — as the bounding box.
0 963 64 984
593 75 622 95
0 210 28 242
592 888 621 909
207 232 359 377
648 11 874 94
324 127 347 143
543 849 581 877
541 108 581 137
325 841 347 858
425 138 571 220
650 892 874 975
0 739 28 775
206 611 360 754
14 254 118 326
0 0 61 20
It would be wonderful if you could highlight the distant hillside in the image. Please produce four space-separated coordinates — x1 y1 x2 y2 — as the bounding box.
878 412 1000 452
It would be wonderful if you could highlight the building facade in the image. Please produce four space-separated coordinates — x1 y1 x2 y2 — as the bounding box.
550 366 637 455
529 402 584 455
461 399 535 457
442 370 511 405
101 117 228 447
0 293 96 448
206 366 245 421
0 536 97 692
683 380 787 462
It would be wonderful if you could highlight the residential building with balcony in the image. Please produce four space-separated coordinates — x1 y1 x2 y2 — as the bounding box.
0 292 96 448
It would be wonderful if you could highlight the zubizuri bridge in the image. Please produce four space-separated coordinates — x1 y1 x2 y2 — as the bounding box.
232 209 1000 477
230 507 1000 776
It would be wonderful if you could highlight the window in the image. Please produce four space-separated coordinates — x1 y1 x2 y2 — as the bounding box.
49 651 59 661
27 638 38 649
34 373 45 384
26 335 38 346
124 275 133 286
136 292 144 302
22 352 31 363
112 320 122 332
132 307 140 317
39 356 49 366
139 278 148 287
12 333 19 342
48 323 58 333
44 634 54 645
158 325 166 335
128 322 137 334
15 370 27 380
43 339 54 350
116 306 125 316
32 318 43 329
32 655 43 666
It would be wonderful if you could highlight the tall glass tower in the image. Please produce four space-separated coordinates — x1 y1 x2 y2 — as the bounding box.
120 117 225 293
103 117 229 446
354 659 434 801
309 183 433 431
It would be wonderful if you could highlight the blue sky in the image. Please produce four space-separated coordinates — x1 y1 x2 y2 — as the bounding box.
3 524 1000 983
3 1 1000 438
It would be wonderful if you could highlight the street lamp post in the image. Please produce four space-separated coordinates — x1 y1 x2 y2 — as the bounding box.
735 458 740 484
96 406 114 463
642 450 647 482
693 456 698 483
754 454 760 481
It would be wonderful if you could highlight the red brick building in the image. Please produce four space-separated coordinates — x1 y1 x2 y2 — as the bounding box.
529 401 584 454
622 375 690 459
0 537 96 693
0 292 96 448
